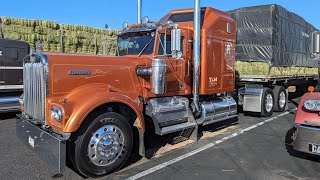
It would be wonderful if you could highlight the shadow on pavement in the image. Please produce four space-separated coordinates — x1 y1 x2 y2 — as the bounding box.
143 117 239 159
0 112 17 120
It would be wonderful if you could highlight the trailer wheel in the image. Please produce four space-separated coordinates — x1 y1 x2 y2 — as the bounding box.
261 88 274 117
70 112 133 178
273 86 287 112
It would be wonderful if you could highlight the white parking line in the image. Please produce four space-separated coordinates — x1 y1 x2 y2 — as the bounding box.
126 109 296 180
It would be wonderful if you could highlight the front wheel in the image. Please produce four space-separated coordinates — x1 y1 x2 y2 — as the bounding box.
69 112 133 178
261 88 274 117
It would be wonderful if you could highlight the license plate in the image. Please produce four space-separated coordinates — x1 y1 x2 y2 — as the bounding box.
28 136 35 148
309 143 320 154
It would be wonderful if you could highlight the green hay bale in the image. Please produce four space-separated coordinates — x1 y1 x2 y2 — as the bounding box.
4 25 34 34
236 61 318 77
34 26 59 35
1 16 117 54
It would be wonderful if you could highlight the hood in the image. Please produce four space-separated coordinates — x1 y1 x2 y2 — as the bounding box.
45 54 148 96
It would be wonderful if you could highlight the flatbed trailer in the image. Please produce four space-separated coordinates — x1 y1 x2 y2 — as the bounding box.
237 75 318 86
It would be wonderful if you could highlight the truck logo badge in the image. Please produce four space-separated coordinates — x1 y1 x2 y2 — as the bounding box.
69 70 91 75
209 77 218 83
209 77 218 87
0 51 2 56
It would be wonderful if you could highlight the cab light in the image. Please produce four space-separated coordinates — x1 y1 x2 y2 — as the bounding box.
128 24 135 29
135 24 141 28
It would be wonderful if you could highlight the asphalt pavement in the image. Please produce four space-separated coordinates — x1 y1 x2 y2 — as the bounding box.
1 96 320 180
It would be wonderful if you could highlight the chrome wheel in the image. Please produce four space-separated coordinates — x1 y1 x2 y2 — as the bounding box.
88 124 125 166
279 91 286 108
265 94 273 112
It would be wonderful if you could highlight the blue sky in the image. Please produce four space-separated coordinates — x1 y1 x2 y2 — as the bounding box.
1 0 319 30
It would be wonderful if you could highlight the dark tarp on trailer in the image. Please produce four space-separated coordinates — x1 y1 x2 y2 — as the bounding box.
228 4 318 67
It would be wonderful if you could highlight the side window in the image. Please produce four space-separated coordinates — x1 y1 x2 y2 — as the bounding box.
158 34 171 55
158 34 184 56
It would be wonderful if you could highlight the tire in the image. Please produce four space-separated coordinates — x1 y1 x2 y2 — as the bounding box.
261 88 274 117
69 112 133 178
273 86 287 112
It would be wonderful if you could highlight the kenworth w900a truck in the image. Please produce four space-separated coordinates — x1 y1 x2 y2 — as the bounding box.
16 1 318 178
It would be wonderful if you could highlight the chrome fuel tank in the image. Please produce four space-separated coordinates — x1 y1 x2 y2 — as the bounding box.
197 97 237 125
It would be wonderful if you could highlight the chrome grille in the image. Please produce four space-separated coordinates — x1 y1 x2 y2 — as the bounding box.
23 53 47 123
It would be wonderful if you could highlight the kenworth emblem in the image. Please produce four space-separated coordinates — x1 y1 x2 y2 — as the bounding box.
68 70 91 75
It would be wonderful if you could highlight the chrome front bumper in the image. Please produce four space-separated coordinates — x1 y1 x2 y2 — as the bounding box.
293 124 320 155
16 114 67 174
0 96 20 113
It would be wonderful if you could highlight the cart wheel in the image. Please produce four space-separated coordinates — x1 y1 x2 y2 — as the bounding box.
273 86 287 112
261 88 274 117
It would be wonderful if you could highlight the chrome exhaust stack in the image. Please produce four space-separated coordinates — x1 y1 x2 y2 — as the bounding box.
137 0 142 24
193 0 201 115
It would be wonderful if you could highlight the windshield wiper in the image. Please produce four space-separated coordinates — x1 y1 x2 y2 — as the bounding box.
138 37 154 57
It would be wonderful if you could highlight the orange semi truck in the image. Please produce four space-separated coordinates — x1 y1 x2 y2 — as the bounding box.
16 1 318 178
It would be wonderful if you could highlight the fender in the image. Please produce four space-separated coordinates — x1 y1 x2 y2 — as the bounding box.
47 83 145 133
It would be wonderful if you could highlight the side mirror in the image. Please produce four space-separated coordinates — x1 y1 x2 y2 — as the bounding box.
171 28 182 58
312 31 320 54
311 31 320 60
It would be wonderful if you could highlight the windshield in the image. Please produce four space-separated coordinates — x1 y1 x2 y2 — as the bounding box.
117 31 155 56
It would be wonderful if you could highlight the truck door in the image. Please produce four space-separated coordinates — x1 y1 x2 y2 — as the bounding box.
157 32 191 95
0 46 4 88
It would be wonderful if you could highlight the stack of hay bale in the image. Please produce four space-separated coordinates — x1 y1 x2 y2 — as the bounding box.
235 61 318 77
0 17 118 55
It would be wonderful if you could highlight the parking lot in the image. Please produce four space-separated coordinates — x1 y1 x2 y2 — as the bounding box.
1 96 320 180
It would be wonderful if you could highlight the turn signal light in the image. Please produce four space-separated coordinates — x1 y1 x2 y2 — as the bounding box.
128 24 135 29
308 86 315 93
135 24 141 28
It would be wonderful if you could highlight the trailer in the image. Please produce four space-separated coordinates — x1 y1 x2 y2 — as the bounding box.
229 4 318 116
0 39 29 112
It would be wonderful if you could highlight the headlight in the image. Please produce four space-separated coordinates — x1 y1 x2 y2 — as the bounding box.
304 99 320 111
50 107 63 121
19 95 24 106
